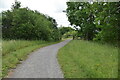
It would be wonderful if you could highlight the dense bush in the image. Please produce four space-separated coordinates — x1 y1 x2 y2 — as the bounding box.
2 1 61 41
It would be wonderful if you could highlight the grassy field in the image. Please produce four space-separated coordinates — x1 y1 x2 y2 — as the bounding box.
2 40 61 77
57 40 118 78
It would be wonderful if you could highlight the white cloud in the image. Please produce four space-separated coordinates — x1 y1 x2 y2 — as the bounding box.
0 0 70 27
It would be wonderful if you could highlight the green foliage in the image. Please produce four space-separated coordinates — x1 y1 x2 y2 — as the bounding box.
58 40 118 78
12 0 21 9
66 2 97 40
2 1 61 41
66 2 120 43
63 31 77 38
59 26 76 39
59 26 74 35
93 2 119 44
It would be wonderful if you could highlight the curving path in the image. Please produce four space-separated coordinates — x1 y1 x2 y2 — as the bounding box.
8 39 71 78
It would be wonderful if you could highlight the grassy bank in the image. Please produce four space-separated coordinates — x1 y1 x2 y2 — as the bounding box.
2 40 61 77
57 40 118 78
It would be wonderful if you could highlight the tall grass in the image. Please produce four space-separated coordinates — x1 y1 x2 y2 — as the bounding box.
58 40 118 78
2 40 46 56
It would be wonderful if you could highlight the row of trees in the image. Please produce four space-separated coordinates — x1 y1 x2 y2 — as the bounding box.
66 2 120 44
2 1 61 41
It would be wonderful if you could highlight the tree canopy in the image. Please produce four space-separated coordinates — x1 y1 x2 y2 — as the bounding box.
66 2 120 44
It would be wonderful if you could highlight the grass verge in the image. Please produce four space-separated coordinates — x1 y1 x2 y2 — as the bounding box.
2 40 61 77
57 40 118 78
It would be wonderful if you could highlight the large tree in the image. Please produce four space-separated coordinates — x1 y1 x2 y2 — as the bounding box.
66 2 97 40
66 1 120 43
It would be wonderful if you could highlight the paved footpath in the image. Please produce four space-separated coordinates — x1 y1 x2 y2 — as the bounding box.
8 39 71 78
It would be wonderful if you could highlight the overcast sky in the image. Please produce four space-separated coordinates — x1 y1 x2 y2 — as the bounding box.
0 0 71 27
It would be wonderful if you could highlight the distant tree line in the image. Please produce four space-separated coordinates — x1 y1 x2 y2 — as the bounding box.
59 26 75 38
59 26 74 35
2 1 61 41
66 2 120 44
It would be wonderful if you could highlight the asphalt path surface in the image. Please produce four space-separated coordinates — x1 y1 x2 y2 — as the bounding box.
8 39 71 78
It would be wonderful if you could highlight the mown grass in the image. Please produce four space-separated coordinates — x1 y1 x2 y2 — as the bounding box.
2 40 61 77
58 40 118 78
